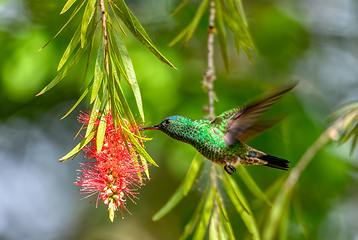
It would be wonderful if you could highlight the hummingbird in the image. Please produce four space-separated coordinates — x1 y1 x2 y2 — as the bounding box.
142 84 296 175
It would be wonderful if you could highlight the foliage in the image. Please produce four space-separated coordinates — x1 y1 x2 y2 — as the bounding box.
38 0 176 176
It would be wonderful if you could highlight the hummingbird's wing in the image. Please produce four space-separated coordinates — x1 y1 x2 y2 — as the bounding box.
222 84 296 146
237 119 281 143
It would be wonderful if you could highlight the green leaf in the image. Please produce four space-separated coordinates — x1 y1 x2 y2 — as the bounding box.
81 0 96 48
60 131 95 162
214 0 230 72
60 0 77 14
111 29 145 121
96 113 107 153
58 24 81 71
91 38 105 103
171 0 190 17
209 208 220 240
217 209 236 240
179 192 207 240
263 189 292 240
237 166 272 207
234 0 247 24
61 80 91 119
85 95 101 138
168 23 191 47
222 171 261 240
182 0 210 47
183 152 204 195
327 101 358 123
39 0 86 51
37 38 90 96
193 187 213 240
111 0 176 69
152 153 205 221
111 61 135 123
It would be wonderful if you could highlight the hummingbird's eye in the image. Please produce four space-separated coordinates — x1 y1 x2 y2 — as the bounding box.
163 119 172 126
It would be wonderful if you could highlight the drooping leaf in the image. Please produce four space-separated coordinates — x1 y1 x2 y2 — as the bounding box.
217 208 236 240
222 170 261 240
209 209 219 240
237 166 272 207
111 29 145 121
37 20 96 96
60 0 78 14
39 0 86 51
183 0 209 47
60 131 95 162
263 189 292 240
91 38 105 103
85 95 101 138
171 0 190 17
214 0 230 72
183 152 204 195
193 187 213 240
96 113 107 153
81 0 96 48
111 0 176 68
179 192 207 240
61 79 92 119
37 38 90 96
58 24 81 71
152 153 205 221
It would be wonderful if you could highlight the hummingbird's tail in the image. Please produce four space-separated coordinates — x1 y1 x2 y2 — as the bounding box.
258 154 289 170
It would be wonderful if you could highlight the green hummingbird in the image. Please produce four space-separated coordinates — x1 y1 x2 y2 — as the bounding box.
142 84 296 175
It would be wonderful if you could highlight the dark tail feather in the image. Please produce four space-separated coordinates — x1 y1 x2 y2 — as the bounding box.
259 154 289 170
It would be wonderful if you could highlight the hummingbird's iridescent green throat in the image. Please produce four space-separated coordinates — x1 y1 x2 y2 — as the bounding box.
142 84 296 175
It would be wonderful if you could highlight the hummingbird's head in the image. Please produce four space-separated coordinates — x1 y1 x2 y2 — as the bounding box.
141 116 192 139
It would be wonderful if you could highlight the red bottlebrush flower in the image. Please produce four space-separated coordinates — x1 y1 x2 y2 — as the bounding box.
75 111 147 221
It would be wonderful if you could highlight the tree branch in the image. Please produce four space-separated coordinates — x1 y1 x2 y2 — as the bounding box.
100 0 109 76
203 0 217 121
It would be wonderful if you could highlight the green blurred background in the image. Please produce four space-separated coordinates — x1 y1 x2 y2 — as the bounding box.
0 0 357 239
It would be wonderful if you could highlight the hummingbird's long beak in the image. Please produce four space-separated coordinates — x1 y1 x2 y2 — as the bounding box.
140 125 160 131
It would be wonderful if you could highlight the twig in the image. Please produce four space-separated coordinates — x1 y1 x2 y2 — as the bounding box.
203 0 217 121
285 118 344 190
100 0 109 76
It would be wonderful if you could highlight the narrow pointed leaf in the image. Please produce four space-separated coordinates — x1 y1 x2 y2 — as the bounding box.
218 209 236 240
85 96 101 138
169 24 191 47
96 114 107 153
180 193 207 240
193 188 213 240
183 152 204 195
152 153 205 221
60 132 95 162
61 83 91 119
91 39 105 103
39 0 85 51
209 209 219 240
214 0 230 71
81 0 96 48
111 61 135 123
263 189 292 240
171 0 190 17
37 38 90 96
234 0 247 24
111 1 175 68
109 3 127 36
237 166 272 207
112 29 145 121
60 0 77 14
182 0 210 47
58 24 81 71
222 171 261 240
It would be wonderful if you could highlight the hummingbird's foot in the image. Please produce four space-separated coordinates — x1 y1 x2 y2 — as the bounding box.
224 164 236 175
